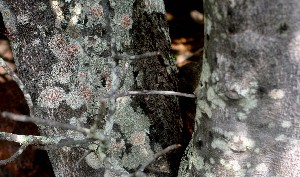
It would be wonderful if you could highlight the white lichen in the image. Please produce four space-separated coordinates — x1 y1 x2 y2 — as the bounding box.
237 112 247 120
229 135 255 152
70 3 82 25
39 2 48 11
197 100 212 118
205 172 216 177
229 160 241 171
69 117 78 126
229 0 236 8
205 18 212 35
65 90 84 110
255 163 268 173
281 120 292 128
207 86 226 109
51 0 64 26
211 138 229 152
268 89 285 100
17 12 30 25
220 159 244 175
275 134 287 142
239 94 258 114
200 55 211 84
209 158 215 164
191 154 205 171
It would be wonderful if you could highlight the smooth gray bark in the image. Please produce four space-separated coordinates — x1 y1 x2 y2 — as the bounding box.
179 0 300 176
0 0 182 176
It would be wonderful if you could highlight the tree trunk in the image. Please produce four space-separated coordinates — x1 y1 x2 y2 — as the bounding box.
179 0 300 176
1 0 182 176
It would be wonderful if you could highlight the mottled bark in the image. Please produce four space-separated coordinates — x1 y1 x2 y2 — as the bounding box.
179 0 300 176
0 0 182 176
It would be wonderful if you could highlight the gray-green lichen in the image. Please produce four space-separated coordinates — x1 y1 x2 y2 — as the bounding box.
197 100 212 118
228 81 258 120
114 97 151 136
178 140 216 177
255 163 268 174
211 138 230 152
219 159 247 176
205 18 212 35
195 56 227 120
106 96 154 170
207 86 226 109
281 120 292 128
239 94 257 114
111 0 135 49
237 112 247 121
275 134 288 142
65 90 85 110
200 56 211 84
121 145 153 169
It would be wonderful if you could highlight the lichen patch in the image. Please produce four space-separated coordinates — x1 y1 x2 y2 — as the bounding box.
281 120 292 128
38 86 65 108
85 152 102 169
65 90 85 110
268 89 285 100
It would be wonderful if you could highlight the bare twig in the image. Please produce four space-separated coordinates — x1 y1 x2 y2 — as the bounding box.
138 144 181 172
116 51 160 60
1 112 106 142
115 90 196 98
0 57 33 114
0 144 29 165
39 138 96 150
0 131 63 145
102 0 119 138
1 111 92 136
193 47 204 57
0 131 94 151
126 144 181 177
76 150 92 167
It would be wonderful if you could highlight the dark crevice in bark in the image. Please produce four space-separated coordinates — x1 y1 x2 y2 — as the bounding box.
130 1 184 176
